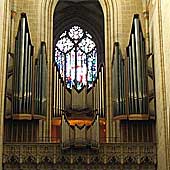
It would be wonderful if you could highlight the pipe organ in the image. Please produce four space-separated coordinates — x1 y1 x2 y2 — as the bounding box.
127 14 148 116
92 65 105 118
52 60 105 145
4 13 47 142
53 65 65 117
112 14 155 120
34 42 47 117
112 14 156 142
112 43 125 117
4 12 156 146
13 13 34 117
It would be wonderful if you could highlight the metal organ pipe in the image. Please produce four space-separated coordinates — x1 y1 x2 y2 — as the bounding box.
101 66 104 117
19 16 25 113
134 18 143 113
96 78 99 114
53 65 56 117
13 13 33 115
140 32 147 113
56 70 59 116
127 45 134 113
99 71 102 117
112 43 125 116
34 42 47 116
23 33 28 113
53 66 62 118
58 78 61 116
126 14 148 116
112 43 118 115
41 43 47 115
131 33 138 113
62 82 65 113
27 45 32 113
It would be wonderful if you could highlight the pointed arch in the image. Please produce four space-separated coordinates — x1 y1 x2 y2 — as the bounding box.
39 0 118 141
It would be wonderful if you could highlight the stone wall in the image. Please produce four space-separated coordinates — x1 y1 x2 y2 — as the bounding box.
149 0 170 169
117 0 145 56
12 0 41 57
160 0 170 169
0 0 10 170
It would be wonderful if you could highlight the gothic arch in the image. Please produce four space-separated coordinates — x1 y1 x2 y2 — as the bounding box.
39 0 118 141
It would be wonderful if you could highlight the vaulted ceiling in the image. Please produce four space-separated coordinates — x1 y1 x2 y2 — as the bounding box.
53 0 105 64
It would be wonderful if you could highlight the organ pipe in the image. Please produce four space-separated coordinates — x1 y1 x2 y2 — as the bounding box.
53 65 56 117
34 42 47 116
113 14 150 119
56 70 59 116
13 13 33 115
127 14 148 115
131 33 138 113
99 71 102 116
112 42 125 116
58 78 61 116
53 64 66 118
101 66 104 117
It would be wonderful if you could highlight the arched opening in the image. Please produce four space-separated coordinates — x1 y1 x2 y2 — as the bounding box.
52 0 105 144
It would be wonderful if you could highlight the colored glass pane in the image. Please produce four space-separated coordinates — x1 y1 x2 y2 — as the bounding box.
54 26 97 90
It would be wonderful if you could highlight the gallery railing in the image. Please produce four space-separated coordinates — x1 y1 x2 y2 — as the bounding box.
3 142 156 165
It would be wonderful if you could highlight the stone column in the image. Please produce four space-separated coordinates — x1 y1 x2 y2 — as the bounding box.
10 10 16 53
143 10 150 55
0 0 10 169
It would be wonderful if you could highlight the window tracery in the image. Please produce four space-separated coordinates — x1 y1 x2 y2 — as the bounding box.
55 26 97 90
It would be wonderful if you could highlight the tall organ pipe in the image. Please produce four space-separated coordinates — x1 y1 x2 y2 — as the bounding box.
131 34 138 113
112 42 125 116
127 14 148 115
13 13 33 115
134 18 143 113
41 43 47 115
101 66 104 117
112 43 118 115
53 65 56 117
34 42 47 116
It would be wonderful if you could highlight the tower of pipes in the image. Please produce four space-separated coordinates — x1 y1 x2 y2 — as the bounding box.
112 14 156 143
126 14 148 116
4 13 48 142
13 13 34 116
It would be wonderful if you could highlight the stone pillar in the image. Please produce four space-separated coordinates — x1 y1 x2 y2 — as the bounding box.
143 10 150 55
155 0 168 169
10 10 16 53
0 0 10 169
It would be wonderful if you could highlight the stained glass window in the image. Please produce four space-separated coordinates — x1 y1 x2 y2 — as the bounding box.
55 26 97 90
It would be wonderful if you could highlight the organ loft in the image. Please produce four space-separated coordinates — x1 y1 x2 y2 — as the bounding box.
0 0 170 170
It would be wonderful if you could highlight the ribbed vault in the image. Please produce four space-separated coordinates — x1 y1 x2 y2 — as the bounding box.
53 0 104 64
